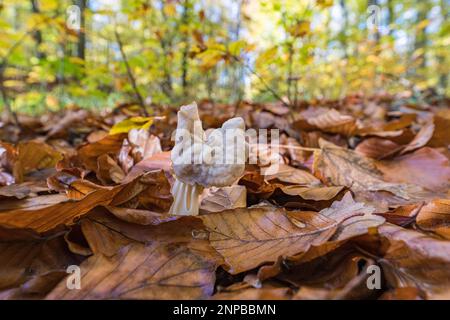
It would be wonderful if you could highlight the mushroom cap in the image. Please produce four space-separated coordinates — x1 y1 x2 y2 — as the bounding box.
171 102 247 187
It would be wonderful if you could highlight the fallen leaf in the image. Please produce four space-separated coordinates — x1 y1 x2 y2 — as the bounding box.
200 193 374 274
416 199 450 240
279 185 344 201
314 139 423 200
200 185 247 213
105 206 179 226
96 154 125 185
77 133 126 172
13 141 63 183
400 121 434 154
261 163 320 185
379 147 450 193
295 108 357 136
355 138 402 159
46 242 216 300
372 223 450 299
0 237 81 299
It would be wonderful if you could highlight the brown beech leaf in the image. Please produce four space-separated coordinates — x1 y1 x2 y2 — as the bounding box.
323 193 384 241
279 185 344 201
416 199 450 240
200 185 247 213
112 169 173 212
428 115 450 148
96 154 125 185
400 122 434 155
285 248 377 300
355 138 402 159
314 139 423 200
46 242 216 300
376 203 423 226
85 208 220 261
0 237 81 299
0 172 162 238
295 108 357 136
0 187 119 238
13 141 63 183
105 206 179 225
80 218 134 256
261 163 320 185
375 223 450 299
200 192 374 274
77 133 126 171
125 151 172 182
0 180 48 199
378 147 450 193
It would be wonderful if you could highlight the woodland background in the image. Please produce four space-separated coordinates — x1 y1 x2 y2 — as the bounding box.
0 0 448 117
0 0 449 301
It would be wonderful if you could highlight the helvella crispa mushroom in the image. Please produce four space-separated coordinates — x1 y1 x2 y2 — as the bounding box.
169 102 247 215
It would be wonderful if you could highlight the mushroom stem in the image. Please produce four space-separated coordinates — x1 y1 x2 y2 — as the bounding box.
169 178 204 216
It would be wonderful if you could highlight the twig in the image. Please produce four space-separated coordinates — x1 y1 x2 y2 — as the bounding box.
114 29 148 116
249 143 319 152
230 55 288 107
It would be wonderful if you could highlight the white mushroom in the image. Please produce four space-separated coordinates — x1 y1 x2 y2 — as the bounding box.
169 102 247 215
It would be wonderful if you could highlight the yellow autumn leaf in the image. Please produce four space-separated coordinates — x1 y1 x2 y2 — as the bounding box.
316 0 334 8
255 46 278 69
228 40 248 57
40 0 58 11
416 19 429 30
289 20 310 38
3 80 24 88
109 117 154 135
197 49 224 71
46 95 59 110
164 3 177 17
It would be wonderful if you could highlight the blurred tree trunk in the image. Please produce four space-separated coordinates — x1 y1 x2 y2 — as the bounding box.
387 0 394 35
339 0 349 58
158 0 173 99
234 0 244 102
180 0 190 98
438 0 448 92
76 0 86 61
30 0 45 59
368 0 380 43
414 3 428 69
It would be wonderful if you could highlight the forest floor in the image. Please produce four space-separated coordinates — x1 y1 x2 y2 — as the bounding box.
0 91 449 300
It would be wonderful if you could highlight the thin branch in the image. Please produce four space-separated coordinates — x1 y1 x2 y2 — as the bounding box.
230 55 288 107
114 29 148 116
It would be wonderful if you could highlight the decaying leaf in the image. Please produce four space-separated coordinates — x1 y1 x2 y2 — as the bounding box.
200 185 247 213
378 147 450 193
0 237 81 299
416 199 450 240
46 242 216 300
294 108 357 136
13 141 63 183
200 192 378 274
314 139 423 200
374 224 450 299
